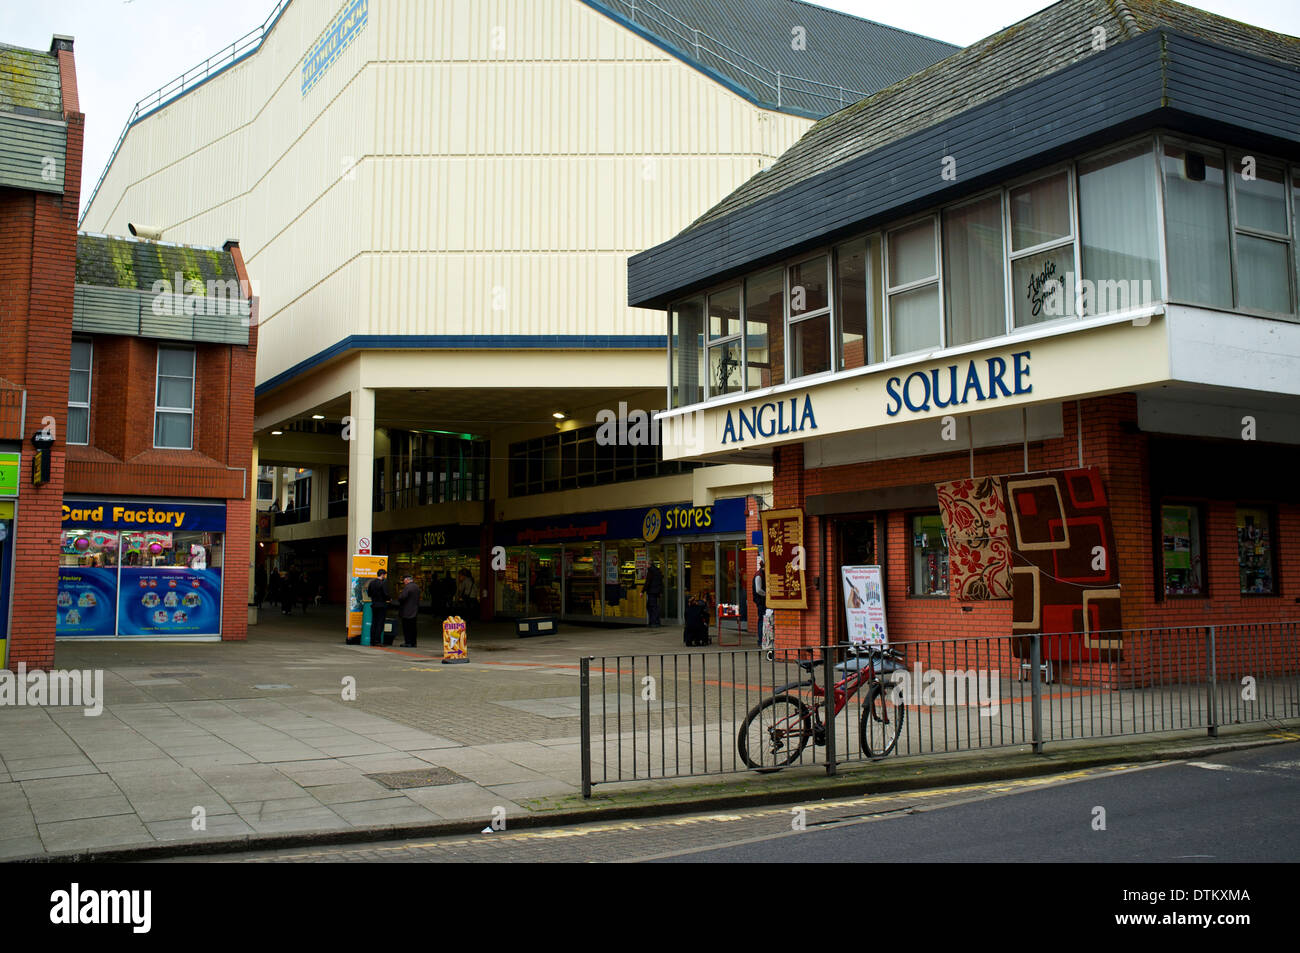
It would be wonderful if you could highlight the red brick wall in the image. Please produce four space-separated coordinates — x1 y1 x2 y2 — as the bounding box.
0 65 84 670
771 395 1300 677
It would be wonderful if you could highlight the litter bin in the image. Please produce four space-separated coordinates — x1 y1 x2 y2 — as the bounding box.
361 602 373 646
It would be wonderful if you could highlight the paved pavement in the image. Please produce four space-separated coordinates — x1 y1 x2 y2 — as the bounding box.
0 608 1295 861
0 610 760 859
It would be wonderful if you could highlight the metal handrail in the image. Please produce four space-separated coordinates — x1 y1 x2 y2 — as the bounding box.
605 0 866 111
80 0 295 223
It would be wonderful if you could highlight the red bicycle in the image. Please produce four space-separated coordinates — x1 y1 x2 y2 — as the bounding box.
737 644 905 771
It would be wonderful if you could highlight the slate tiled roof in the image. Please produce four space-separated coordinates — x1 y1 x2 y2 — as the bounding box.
588 0 958 115
0 42 62 120
683 0 1300 230
75 234 243 295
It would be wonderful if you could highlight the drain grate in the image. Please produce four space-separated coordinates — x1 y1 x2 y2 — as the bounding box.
150 672 203 679
366 766 468 790
253 683 294 690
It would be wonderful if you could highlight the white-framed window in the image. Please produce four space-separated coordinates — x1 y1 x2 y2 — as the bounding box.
1007 168 1077 327
706 284 743 398
1228 150 1294 316
943 191 1007 346
154 345 195 449
885 215 941 357
67 338 92 445
1076 138 1163 315
786 253 834 379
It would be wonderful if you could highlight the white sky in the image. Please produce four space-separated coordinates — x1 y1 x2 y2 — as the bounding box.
1 0 1296 215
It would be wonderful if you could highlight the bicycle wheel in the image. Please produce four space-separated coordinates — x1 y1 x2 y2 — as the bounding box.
738 694 812 770
859 681 904 759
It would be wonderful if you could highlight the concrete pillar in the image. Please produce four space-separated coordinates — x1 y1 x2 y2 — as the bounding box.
311 460 329 521
347 387 375 552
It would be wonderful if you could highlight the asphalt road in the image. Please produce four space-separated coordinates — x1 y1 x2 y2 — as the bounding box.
192 741 1300 863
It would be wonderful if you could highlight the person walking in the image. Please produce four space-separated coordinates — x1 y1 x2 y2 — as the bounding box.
644 562 664 627
367 569 392 646
397 573 421 647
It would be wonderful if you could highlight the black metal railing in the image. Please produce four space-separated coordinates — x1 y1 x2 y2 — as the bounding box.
578 622 1300 796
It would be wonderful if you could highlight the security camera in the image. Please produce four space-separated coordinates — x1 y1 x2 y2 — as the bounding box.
128 222 164 240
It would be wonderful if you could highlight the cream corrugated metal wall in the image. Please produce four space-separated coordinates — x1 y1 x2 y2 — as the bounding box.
82 0 810 385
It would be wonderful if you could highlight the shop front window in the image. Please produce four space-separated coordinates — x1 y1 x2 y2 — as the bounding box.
909 513 949 597
605 542 645 621
57 530 120 636
564 545 602 617
1160 503 1204 597
529 548 561 616
1236 507 1275 595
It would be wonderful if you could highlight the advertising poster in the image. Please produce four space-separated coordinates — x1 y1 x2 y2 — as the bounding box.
348 554 388 641
841 565 887 645
442 616 468 663
634 548 648 582
56 567 120 636
761 508 807 609
117 568 222 635
605 550 619 584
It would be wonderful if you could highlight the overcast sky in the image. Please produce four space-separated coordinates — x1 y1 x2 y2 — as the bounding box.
2 0 1297 215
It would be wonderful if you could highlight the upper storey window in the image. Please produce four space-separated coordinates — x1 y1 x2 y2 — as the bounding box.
665 134 1296 411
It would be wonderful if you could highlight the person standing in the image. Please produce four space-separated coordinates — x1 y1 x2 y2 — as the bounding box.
455 569 477 618
367 569 392 646
284 565 300 616
752 557 767 643
644 562 664 627
398 573 421 647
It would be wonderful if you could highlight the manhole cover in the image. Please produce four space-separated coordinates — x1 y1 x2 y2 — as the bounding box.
150 672 203 679
367 767 467 790
253 683 294 690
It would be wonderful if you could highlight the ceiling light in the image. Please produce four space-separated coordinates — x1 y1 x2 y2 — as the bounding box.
311 414 325 420
552 411 567 420
271 430 283 436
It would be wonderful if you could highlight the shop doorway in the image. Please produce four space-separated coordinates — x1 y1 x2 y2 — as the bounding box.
835 516 876 641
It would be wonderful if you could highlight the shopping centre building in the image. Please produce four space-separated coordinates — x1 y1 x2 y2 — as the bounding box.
79 0 955 630
630 0 1300 659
